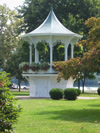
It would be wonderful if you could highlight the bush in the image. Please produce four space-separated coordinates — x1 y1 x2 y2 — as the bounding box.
64 88 78 100
49 88 64 100
0 71 21 133
75 89 81 96
97 88 100 95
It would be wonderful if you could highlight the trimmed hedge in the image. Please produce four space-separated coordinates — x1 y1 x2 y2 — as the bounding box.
64 88 78 100
97 88 100 95
49 88 64 100
75 89 81 96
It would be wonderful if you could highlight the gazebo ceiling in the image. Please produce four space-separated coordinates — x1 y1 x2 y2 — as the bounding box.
21 7 82 38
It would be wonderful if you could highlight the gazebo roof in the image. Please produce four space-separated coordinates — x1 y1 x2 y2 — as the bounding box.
22 7 82 38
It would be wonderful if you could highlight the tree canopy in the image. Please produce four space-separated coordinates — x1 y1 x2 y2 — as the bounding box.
0 4 23 68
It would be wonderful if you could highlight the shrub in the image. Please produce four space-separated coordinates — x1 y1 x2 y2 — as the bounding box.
75 89 81 96
97 88 100 95
49 88 64 100
64 88 78 100
0 71 21 133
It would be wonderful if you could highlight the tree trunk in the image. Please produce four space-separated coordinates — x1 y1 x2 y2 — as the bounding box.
78 78 80 89
82 81 84 93
82 78 85 93
18 80 21 92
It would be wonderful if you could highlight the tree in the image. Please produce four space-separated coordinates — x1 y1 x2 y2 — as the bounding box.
85 17 100 49
0 4 23 68
0 71 21 132
4 53 24 92
53 57 95 93
77 17 100 50
83 46 100 74
4 41 31 91
77 17 100 72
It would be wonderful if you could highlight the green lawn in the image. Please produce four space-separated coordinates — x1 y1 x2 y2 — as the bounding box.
14 99 100 133
10 90 29 96
80 93 99 97
10 90 100 97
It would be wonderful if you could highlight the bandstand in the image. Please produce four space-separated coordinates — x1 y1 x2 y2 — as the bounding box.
21 7 83 97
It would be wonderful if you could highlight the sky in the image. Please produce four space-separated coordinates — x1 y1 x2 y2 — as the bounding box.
0 0 25 10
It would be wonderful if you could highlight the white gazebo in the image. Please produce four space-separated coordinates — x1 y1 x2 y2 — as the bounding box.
21 7 83 97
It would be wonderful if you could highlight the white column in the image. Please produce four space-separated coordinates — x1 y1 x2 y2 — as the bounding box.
71 44 74 58
35 45 39 63
50 46 53 66
65 44 68 61
29 44 32 64
49 36 53 67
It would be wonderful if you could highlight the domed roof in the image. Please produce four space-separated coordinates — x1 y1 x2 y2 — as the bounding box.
22 7 82 38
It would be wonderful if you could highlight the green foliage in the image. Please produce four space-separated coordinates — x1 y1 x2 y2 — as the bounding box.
53 56 96 93
19 62 50 71
74 44 83 57
75 88 81 96
36 41 46 54
49 88 64 100
0 4 23 68
53 43 65 61
64 88 78 100
19 62 29 71
17 41 33 62
57 45 64 56
85 17 100 49
40 62 50 70
0 71 21 133
4 40 33 90
36 41 49 62
97 88 100 95
4 51 28 91
30 62 40 71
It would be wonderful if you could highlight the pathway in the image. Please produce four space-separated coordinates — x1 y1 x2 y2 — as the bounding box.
16 96 98 100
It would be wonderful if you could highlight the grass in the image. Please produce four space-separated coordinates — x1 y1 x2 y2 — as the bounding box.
14 99 100 133
80 93 100 97
10 90 29 96
10 89 100 97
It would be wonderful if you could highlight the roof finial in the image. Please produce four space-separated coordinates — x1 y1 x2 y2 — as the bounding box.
50 0 54 11
51 4 53 11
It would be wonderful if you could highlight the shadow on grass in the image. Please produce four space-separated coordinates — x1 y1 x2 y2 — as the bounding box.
88 104 100 107
35 108 100 123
